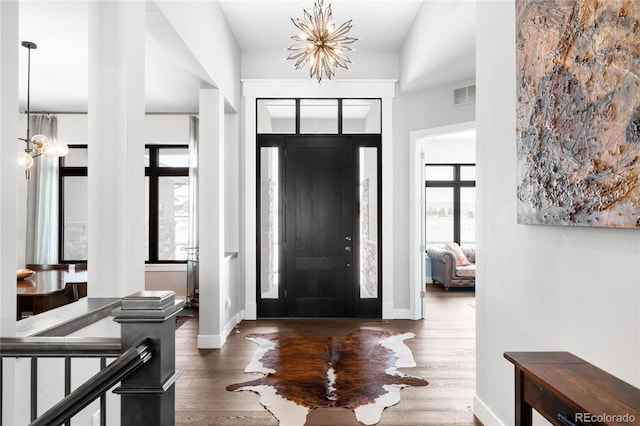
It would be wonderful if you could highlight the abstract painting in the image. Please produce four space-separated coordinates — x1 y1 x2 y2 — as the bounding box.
516 0 640 228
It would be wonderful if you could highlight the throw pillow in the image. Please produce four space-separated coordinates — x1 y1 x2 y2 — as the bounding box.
445 242 470 266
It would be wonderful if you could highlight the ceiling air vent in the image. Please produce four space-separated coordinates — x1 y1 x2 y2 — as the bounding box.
453 84 476 106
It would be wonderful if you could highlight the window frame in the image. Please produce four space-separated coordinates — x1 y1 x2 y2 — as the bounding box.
145 144 189 264
58 145 88 263
424 163 476 247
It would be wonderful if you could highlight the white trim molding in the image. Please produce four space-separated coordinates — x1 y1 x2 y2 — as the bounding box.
409 120 476 319
241 79 396 320
197 312 242 349
242 79 397 99
473 394 505 426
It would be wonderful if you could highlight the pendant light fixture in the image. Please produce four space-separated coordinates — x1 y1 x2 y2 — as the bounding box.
17 41 68 179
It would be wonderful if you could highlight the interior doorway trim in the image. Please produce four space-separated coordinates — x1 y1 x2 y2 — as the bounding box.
242 79 397 320
409 120 476 319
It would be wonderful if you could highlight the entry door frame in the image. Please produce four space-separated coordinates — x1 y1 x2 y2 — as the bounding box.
256 133 382 317
242 80 398 320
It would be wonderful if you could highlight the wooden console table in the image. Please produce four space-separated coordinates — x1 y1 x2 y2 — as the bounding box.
504 352 640 426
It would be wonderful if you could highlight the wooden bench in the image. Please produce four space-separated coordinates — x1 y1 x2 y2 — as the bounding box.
504 352 640 425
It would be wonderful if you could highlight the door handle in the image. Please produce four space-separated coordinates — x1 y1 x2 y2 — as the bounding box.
557 414 577 426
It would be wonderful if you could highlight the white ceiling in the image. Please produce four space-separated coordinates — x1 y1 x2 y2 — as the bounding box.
17 0 476 113
218 0 425 53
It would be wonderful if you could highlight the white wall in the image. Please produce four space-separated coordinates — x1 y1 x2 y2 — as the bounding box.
154 1 241 112
474 1 640 425
393 85 475 310
423 132 476 164
242 51 399 80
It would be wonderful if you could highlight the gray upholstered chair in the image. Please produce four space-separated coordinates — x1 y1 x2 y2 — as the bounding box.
427 245 475 290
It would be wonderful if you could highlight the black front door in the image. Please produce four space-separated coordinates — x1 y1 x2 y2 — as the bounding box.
285 137 354 316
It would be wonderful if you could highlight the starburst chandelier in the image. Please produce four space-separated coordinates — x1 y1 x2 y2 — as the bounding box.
286 0 357 83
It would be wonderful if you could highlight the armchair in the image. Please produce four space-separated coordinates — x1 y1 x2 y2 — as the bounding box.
427 245 475 290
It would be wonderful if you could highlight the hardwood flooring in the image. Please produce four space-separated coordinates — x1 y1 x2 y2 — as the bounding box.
174 284 481 426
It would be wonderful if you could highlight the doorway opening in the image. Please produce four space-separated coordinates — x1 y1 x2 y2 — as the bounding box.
409 122 476 318
256 99 382 318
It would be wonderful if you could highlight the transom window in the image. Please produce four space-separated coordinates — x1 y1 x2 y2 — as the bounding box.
257 98 381 135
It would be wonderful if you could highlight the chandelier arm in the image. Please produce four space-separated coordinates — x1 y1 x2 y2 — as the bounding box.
295 55 310 68
26 43 33 142
323 4 332 32
333 37 357 45
330 21 354 39
322 60 333 80
286 50 305 60
325 48 348 69
310 59 322 81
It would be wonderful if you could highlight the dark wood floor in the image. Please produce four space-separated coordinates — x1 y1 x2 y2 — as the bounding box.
174 284 481 425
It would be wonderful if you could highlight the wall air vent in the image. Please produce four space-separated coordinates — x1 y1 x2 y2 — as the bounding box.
453 84 476 106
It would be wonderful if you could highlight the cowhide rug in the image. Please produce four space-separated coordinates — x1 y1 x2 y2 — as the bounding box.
226 329 428 426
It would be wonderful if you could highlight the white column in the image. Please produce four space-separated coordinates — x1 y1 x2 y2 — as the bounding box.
382 97 394 318
197 88 225 348
87 1 145 297
0 0 18 332
0 3 19 424
242 97 257 319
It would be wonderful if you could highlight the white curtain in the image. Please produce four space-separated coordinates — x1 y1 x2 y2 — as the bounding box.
25 114 59 264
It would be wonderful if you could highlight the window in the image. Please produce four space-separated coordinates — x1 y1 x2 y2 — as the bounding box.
425 164 476 247
59 146 88 262
257 98 382 135
145 146 189 262
59 145 190 263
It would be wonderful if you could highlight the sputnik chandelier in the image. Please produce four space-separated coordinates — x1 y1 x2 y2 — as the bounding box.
286 0 357 82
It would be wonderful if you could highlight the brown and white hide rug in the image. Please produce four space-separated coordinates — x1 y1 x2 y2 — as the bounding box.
226 329 428 426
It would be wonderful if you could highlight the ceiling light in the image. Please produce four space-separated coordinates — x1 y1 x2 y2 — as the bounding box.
287 0 357 83
18 41 68 179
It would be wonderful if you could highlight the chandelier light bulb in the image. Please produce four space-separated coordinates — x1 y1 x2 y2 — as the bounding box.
43 141 69 158
30 134 50 149
286 0 357 82
17 152 34 170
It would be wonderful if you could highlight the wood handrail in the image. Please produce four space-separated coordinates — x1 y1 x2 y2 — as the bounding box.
0 337 121 358
29 338 153 426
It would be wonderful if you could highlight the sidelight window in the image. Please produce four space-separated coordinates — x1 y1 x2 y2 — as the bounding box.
359 147 378 299
259 146 281 299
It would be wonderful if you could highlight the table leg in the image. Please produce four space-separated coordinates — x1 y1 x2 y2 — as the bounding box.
515 367 533 426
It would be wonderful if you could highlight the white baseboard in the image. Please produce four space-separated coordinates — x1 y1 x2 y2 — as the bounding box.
244 302 257 320
382 302 394 319
197 312 242 349
392 308 415 319
197 334 220 348
473 394 504 426
222 312 242 340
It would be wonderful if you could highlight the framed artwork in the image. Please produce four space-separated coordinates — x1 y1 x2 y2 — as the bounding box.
516 0 640 228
